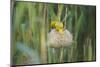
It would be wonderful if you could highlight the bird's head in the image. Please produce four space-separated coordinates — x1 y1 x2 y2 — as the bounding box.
51 21 57 28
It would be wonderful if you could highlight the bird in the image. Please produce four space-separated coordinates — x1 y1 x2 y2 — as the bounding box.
48 21 73 48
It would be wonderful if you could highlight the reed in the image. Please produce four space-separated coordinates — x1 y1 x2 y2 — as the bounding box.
12 1 96 65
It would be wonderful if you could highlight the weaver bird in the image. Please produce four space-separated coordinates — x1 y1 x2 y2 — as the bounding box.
48 21 73 48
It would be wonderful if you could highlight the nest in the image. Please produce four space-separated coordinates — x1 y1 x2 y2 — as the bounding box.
48 29 73 48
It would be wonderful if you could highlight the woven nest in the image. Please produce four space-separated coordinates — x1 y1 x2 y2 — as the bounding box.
48 29 73 48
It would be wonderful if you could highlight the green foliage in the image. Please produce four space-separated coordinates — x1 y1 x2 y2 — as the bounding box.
11 1 96 65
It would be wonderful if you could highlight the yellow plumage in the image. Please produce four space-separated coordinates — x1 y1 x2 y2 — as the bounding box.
51 21 58 28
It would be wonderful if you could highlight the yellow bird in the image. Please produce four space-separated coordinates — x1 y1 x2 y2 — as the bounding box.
51 21 64 34
55 22 64 34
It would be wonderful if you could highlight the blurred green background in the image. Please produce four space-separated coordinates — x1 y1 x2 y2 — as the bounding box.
11 1 96 65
